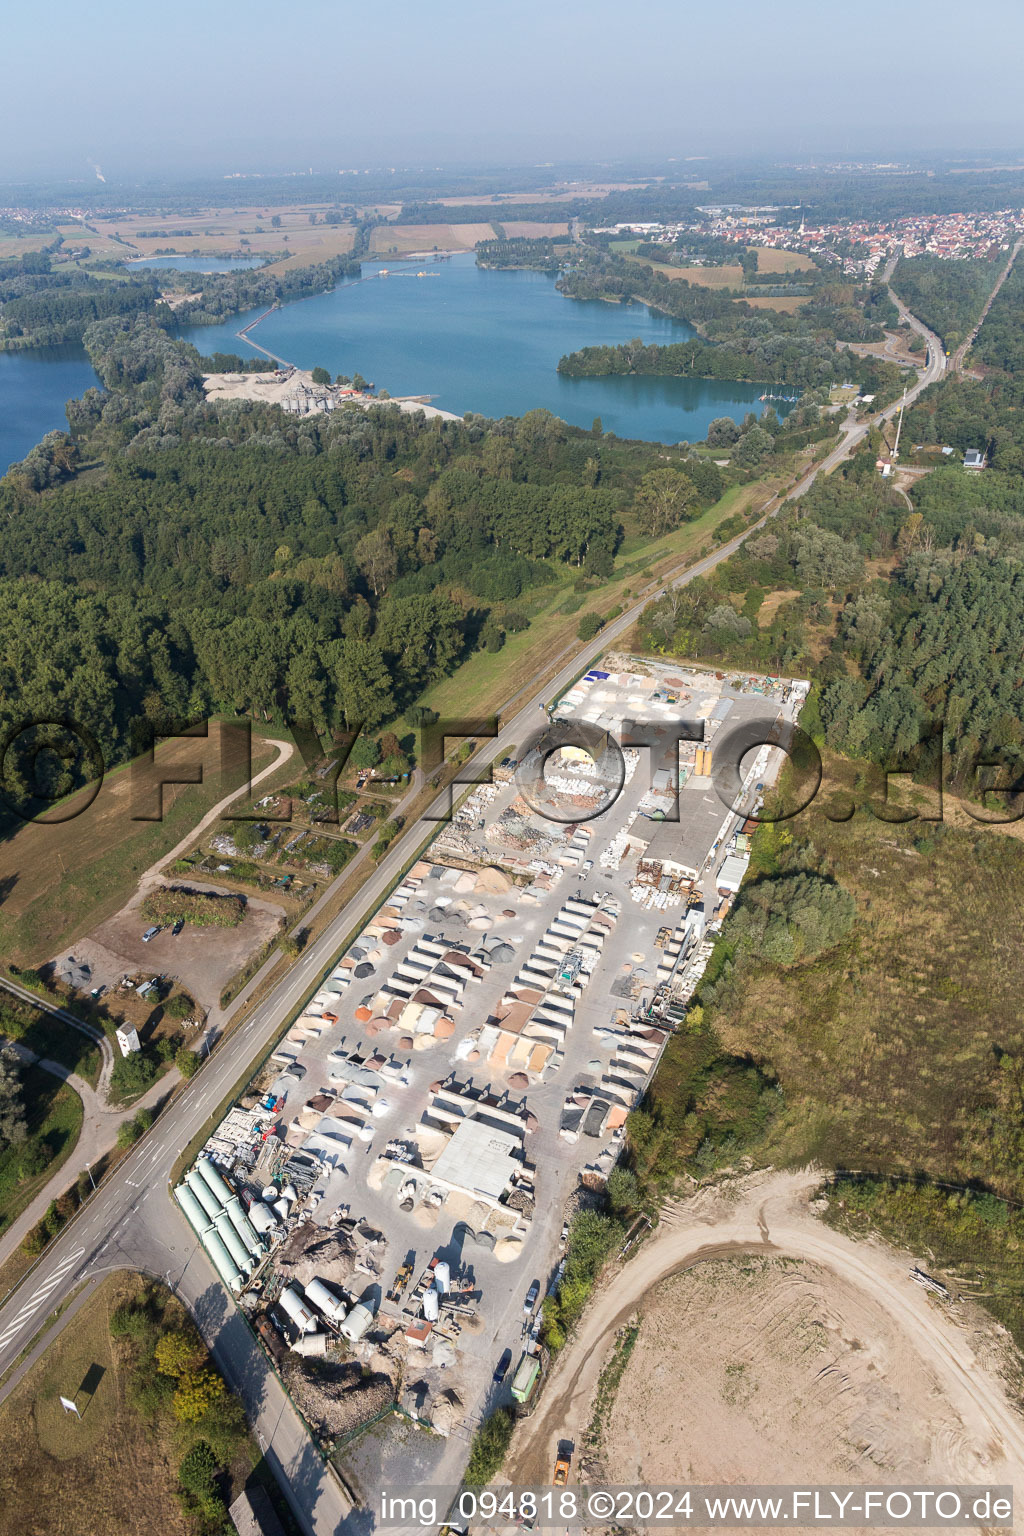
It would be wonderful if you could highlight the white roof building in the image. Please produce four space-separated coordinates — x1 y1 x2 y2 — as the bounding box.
430 1118 521 1202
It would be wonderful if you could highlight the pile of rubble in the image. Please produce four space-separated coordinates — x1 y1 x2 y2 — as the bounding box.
284 1358 395 1440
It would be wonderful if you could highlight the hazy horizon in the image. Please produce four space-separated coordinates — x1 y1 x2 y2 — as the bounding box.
5 0 1024 183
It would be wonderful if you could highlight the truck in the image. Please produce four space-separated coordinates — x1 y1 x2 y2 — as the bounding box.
510 1352 541 1404
553 1451 571 1486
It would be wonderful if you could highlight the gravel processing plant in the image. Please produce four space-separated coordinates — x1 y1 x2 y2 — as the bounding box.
173 658 806 1488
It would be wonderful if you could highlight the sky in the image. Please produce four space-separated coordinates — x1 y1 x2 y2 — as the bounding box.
5 0 1024 182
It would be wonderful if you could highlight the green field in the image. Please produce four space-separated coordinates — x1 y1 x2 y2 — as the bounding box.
700 756 1024 1192
0 729 286 968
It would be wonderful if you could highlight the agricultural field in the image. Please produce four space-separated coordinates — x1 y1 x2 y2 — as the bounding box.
0 231 67 259
625 255 744 288
85 205 356 267
499 221 570 238
740 294 811 312
755 246 817 273
369 222 496 254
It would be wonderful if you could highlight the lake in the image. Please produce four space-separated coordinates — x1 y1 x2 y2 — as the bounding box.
124 256 266 274
175 255 783 444
1 254 783 469
0 345 99 473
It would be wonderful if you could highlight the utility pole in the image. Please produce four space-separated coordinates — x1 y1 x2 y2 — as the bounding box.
892 388 907 462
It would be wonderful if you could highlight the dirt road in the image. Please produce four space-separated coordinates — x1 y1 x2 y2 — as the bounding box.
507 1170 1024 1488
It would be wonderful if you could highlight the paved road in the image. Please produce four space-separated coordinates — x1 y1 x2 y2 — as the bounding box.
0 301 948 1534
0 1035 176 1269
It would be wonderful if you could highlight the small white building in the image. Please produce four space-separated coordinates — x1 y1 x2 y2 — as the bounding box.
115 1025 141 1057
964 448 986 470
717 853 750 894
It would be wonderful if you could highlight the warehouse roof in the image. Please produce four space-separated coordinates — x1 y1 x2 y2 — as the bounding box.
431 1117 521 1199
643 783 729 878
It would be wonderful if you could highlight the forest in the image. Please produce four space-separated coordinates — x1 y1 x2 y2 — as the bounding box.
639 443 1024 793
475 236 564 270
0 246 361 353
972 256 1024 374
0 255 161 348
902 370 1024 472
164 250 363 327
0 314 729 815
890 252 1001 351
557 334 898 394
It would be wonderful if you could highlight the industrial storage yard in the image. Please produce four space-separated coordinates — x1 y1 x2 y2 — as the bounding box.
171 658 807 1493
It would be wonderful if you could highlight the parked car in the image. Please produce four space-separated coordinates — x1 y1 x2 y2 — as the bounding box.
142 926 160 943
493 1347 512 1383
582 859 594 875
560 1221 570 1246
523 1280 540 1314
171 918 184 936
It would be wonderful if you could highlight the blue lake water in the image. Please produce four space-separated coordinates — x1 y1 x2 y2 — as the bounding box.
0 346 99 472
175 255 782 444
125 256 266 273
0 254 783 467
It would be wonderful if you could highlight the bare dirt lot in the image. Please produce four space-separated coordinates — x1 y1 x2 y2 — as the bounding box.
74 879 285 1015
508 1171 1024 1532
604 1255 1009 1493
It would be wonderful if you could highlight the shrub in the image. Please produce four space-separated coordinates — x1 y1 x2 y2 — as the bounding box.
155 1329 201 1379
140 889 244 928
21 1221 48 1256
164 993 195 1020
117 1108 153 1149
177 1439 219 1498
110 1051 158 1098
543 1209 622 1350
19 1140 50 1178
177 1440 226 1525
173 1367 226 1423
110 1302 153 1339
727 871 856 965
606 1167 641 1215
175 1046 201 1079
349 735 381 769
464 1407 516 1486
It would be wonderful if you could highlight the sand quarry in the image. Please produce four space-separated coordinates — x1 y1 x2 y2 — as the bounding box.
606 1256 1006 1488
508 1171 1024 1534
